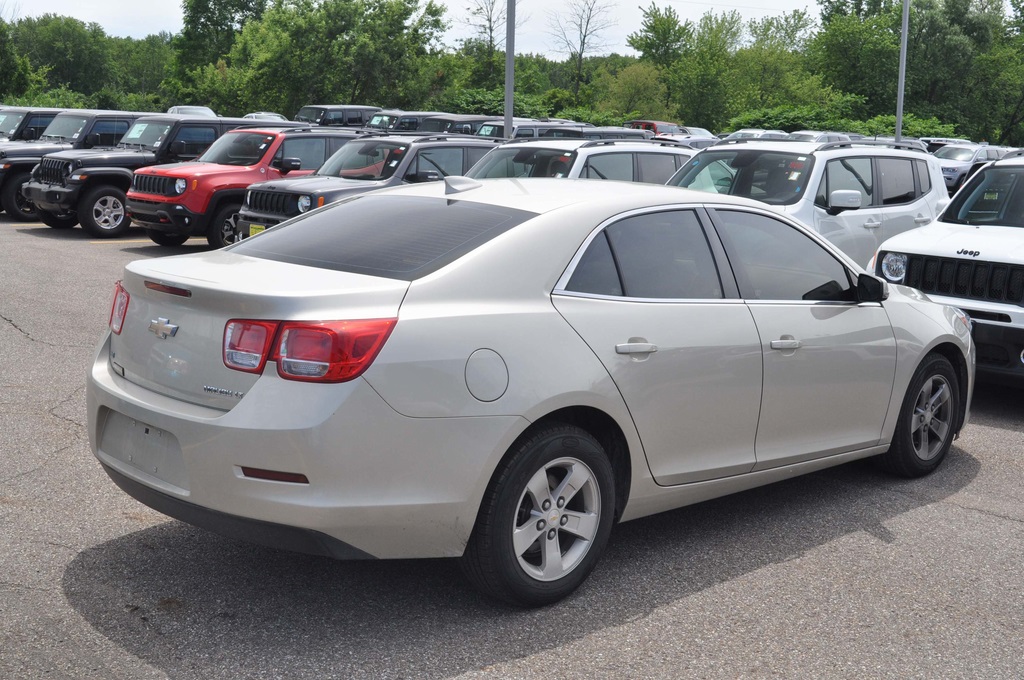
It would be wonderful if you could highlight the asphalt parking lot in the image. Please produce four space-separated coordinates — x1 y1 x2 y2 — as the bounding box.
1 217 1022 679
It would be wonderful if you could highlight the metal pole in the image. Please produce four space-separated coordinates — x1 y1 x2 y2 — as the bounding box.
895 0 910 142
503 0 515 139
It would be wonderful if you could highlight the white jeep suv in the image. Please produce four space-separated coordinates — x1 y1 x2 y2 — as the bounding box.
873 150 1024 384
667 139 948 266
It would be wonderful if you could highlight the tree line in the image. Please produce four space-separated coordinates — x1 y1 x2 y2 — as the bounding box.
2 0 1023 143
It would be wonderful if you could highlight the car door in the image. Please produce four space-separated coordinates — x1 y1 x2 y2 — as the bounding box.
876 156 935 254
552 208 763 485
710 208 897 469
811 156 886 266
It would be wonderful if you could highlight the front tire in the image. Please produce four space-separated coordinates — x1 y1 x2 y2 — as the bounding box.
38 209 78 229
146 230 190 247
207 204 241 248
461 424 615 607
877 353 959 478
79 186 131 238
0 172 38 221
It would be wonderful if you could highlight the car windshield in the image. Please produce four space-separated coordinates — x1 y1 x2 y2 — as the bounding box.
668 149 813 206
198 132 276 165
120 121 173 150
40 116 89 142
0 112 26 135
934 147 977 161
366 113 396 129
294 107 323 123
942 166 1024 227
317 140 409 180
466 147 578 178
477 123 504 137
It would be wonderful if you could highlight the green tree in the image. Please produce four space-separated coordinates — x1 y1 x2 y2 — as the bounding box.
599 61 669 119
627 3 690 65
12 15 112 95
548 0 615 104
669 11 744 131
0 18 30 98
174 0 268 72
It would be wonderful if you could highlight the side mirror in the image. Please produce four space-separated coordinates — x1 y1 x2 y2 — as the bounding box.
857 273 888 303
24 128 38 141
169 140 189 157
274 157 302 173
84 133 101 148
827 190 862 216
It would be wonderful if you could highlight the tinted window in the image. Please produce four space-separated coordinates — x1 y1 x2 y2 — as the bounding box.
877 158 918 205
714 210 855 301
815 157 872 208
636 153 681 184
567 211 723 299
229 195 537 280
281 137 327 169
916 160 932 193
91 119 131 145
674 150 812 206
466 146 491 169
583 153 633 181
174 126 217 148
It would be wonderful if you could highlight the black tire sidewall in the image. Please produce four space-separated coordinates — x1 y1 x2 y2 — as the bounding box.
207 204 241 248
146 229 190 247
1 172 37 220
886 354 959 477
38 210 78 229
79 186 130 238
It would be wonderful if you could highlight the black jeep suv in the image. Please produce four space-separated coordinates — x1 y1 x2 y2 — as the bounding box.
0 109 154 221
22 115 262 237
236 134 500 240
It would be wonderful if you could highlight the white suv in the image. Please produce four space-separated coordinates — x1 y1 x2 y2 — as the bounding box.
467 138 695 185
873 150 1024 384
667 139 948 266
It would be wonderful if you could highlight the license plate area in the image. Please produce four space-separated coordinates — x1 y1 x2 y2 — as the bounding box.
240 221 265 239
99 410 189 491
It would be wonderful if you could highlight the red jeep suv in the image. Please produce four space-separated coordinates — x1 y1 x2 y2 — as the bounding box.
126 125 368 247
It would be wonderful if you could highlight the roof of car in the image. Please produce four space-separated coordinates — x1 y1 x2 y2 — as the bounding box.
498 138 696 152
704 138 930 156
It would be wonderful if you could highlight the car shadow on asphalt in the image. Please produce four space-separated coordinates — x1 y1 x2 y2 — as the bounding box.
61 448 980 678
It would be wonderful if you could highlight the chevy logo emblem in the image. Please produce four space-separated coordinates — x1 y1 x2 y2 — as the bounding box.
149 317 179 339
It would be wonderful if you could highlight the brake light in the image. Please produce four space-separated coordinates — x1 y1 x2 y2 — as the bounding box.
222 318 396 382
274 319 397 382
109 281 130 335
223 320 279 373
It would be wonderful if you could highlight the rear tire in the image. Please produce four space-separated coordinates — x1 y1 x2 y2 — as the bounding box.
146 230 190 247
79 186 131 238
38 209 78 229
207 204 241 248
461 424 615 607
877 353 959 478
0 172 38 221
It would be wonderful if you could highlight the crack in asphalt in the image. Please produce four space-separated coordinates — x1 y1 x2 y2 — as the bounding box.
0 312 93 349
48 387 87 434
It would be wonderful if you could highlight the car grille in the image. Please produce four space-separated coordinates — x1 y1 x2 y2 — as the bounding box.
39 158 67 185
904 255 1024 305
133 174 174 196
247 190 292 217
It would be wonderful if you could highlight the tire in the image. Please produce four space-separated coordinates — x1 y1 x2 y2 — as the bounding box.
461 424 615 607
877 353 959 478
38 209 78 229
207 204 241 248
79 186 131 238
146 230 190 247
0 172 38 221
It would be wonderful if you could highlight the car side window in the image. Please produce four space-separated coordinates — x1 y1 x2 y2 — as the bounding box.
281 137 327 169
465 146 491 170
415 147 463 177
582 153 633 181
714 209 856 302
566 210 724 299
636 153 680 184
815 157 873 208
877 158 918 205
92 119 131 146
170 126 217 156
916 160 932 193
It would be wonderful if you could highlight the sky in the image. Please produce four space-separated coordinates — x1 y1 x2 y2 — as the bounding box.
5 0 818 58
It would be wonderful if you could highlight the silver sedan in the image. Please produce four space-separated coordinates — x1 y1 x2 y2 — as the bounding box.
87 178 974 606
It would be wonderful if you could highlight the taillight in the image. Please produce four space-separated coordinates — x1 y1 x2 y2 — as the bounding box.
222 318 396 382
223 320 279 373
274 319 397 382
109 281 130 335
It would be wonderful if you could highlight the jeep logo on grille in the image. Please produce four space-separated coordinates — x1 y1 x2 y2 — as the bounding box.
956 249 981 257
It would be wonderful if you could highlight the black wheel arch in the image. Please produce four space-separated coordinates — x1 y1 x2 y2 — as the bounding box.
79 168 135 196
923 342 971 438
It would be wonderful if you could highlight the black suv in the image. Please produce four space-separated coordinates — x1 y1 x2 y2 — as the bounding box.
0 107 65 143
236 134 500 239
0 109 154 220
293 104 382 127
22 115 263 237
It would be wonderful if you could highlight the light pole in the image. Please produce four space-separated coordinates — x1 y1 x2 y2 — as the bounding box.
895 0 910 142
503 0 515 139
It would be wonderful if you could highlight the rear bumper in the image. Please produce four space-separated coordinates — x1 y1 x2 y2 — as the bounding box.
126 197 207 235
22 180 80 212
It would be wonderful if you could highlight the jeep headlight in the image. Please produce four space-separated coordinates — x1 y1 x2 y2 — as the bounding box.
297 195 311 213
64 162 75 176
174 178 187 194
880 252 908 283
245 190 251 207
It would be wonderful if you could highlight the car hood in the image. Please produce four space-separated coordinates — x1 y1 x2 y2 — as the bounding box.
0 141 72 158
880 220 1024 262
249 176 383 195
45 148 157 166
136 162 252 179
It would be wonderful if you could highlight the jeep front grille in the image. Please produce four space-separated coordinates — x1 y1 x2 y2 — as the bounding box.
247 190 292 217
39 158 67 185
904 255 1024 304
132 174 174 196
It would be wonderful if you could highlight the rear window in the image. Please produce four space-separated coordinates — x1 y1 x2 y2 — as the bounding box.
228 194 538 280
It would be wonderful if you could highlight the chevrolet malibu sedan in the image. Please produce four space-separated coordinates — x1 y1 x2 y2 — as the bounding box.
87 178 974 606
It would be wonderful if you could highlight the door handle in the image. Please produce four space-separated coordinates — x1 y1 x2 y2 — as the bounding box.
863 220 882 229
770 339 802 351
616 342 658 355
914 216 931 224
